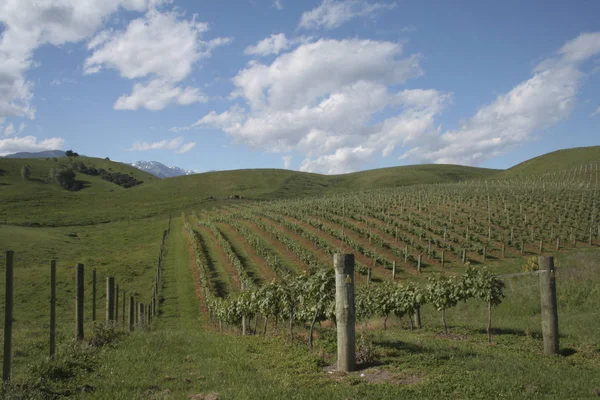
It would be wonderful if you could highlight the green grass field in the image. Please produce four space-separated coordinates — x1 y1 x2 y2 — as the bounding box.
1 146 600 399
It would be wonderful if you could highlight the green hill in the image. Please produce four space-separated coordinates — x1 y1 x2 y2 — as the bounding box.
0 161 496 226
500 146 600 178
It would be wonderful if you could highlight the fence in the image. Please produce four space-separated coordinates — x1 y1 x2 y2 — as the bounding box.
1 214 171 383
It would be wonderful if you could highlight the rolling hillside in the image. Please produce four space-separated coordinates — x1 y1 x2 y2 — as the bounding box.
1 145 599 226
500 146 600 177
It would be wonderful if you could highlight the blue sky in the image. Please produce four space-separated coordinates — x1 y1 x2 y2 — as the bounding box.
0 0 599 174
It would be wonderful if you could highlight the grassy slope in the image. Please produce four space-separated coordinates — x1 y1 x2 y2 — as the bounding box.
500 145 600 177
77 219 600 399
0 161 497 226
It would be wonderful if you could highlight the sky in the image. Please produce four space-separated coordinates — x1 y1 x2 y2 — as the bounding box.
0 0 599 174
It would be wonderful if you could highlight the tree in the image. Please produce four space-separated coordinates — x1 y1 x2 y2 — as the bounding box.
20 165 31 181
49 167 81 191
66 149 79 157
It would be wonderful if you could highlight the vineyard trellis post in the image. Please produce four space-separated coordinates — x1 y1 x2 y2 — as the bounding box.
50 260 56 358
122 290 126 329
392 261 396 280
76 263 85 341
115 284 119 322
539 256 559 355
334 253 355 372
3 251 14 383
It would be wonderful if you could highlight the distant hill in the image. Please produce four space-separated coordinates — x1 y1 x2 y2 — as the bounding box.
500 146 600 177
131 160 196 178
2 150 66 158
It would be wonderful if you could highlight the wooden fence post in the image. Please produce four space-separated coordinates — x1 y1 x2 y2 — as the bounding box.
334 254 356 372
392 261 396 280
367 267 372 285
76 263 84 341
122 290 126 329
92 269 97 321
138 303 145 329
539 256 559 355
241 282 247 336
115 284 119 322
50 260 56 358
129 296 135 332
441 251 445 268
3 251 14 382
417 255 422 273
106 277 115 323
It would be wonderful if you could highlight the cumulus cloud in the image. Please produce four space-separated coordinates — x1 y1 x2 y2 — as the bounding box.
399 32 600 165
176 38 444 173
274 0 283 10
129 136 195 153
299 0 396 30
85 9 230 110
591 106 600 117
114 79 207 111
0 0 168 121
245 33 290 56
0 136 65 156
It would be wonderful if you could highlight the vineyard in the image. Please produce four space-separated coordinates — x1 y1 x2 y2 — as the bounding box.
183 164 600 346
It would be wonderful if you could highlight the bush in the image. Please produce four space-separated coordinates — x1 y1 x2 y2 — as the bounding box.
20 165 30 181
49 167 82 191
88 322 126 348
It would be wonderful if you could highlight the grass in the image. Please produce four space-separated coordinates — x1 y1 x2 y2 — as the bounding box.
1 146 600 398
2 217 599 399
500 145 600 177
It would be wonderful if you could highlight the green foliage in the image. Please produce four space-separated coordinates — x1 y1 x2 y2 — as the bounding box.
523 256 539 272
49 166 81 191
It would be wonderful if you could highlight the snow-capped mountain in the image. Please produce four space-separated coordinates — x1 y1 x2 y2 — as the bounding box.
130 161 196 178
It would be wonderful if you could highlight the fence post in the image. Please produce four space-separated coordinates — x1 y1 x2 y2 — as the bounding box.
138 303 145 329
106 277 115 323
92 269 97 321
122 290 126 329
392 261 396 280
539 256 559 355
3 251 14 382
129 296 135 332
76 263 85 341
417 255 422 273
115 284 119 323
50 260 56 358
334 253 356 372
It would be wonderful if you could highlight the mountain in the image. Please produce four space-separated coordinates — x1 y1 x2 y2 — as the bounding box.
2 150 66 158
131 160 196 178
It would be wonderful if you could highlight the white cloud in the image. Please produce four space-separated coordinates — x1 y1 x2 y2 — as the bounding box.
84 9 230 110
129 136 195 153
0 0 168 121
114 79 207 111
177 142 197 153
50 78 76 86
245 33 290 56
282 155 292 169
274 0 284 10
591 106 600 117
0 135 65 156
3 123 15 137
299 0 396 30
232 39 421 111
178 38 443 174
399 32 600 165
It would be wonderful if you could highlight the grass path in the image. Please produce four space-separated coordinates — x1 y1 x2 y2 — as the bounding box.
80 217 367 399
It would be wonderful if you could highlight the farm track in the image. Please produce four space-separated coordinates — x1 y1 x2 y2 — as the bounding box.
182 222 208 313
